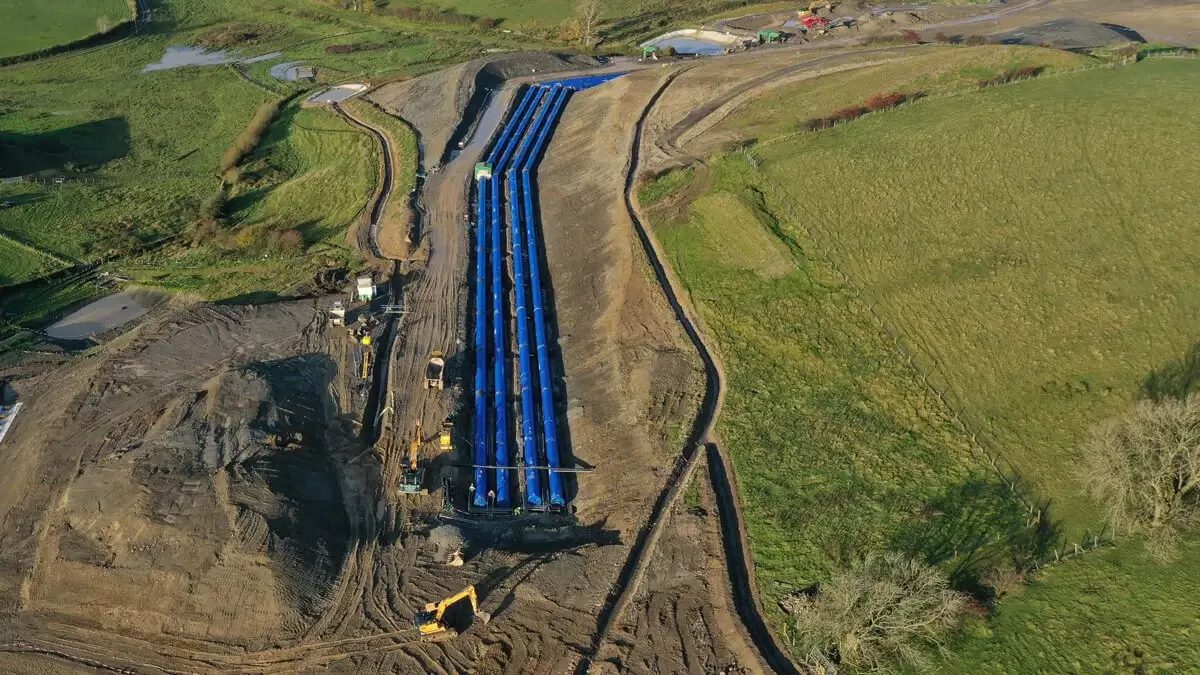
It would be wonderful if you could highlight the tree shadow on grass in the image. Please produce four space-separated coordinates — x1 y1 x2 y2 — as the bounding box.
891 476 1061 597
0 117 130 178
1140 341 1200 402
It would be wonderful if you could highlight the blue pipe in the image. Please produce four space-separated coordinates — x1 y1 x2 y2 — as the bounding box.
474 87 537 508
489 174 511 508
487 86 546 509
520 85 573 505
472 178 489 507
508 88 560 507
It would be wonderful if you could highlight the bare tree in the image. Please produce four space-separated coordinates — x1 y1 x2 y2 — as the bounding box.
574 0 601 49
784 552 967 672
1084 394 1200 560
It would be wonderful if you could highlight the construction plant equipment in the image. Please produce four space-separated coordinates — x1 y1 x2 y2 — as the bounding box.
360 335 373 380
798 2 831 31
329 300 345 326
641 45 659 59
758 30 784 44
439 422 452 452
399 421 426 494
425 351 445 390
414 586 490 640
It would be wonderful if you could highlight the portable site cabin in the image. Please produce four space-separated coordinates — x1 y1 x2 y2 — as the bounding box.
329 300 346 326
356 276 375 302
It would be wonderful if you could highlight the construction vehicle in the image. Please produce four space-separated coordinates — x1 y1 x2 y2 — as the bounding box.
414 586 490 640
360 335 373 380
798 1 831 31
425 351 445 390
439 422 452 452
399 421 426 494
329 300 346 327
757 30 784 44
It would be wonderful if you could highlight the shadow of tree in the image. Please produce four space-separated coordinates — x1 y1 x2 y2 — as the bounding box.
1140 341 1200 402
0 117 130 178
891 476 1062 597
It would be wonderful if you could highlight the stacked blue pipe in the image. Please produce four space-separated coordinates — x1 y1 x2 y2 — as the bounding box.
472 73 624 510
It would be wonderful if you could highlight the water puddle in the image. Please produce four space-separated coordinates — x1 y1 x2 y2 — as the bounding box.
142 46 233 72
47 289 166 340
650 37 728 55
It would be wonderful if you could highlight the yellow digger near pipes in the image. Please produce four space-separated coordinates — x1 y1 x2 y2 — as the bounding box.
414 585 490 639
398 420 425 494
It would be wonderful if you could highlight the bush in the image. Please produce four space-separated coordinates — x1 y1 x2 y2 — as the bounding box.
376 4 497 28
788 552 967 671
197 23 274 48
965 34 988 46
901 29 921 44
934 32 953 44
326 42 384 54
1084 394 1200 561
978 66 1044 88
830 106 866 122
265 228 305 254
218 100 282 174
865 92 907 111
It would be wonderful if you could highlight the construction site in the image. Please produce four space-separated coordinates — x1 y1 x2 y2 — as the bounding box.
1 0 1198 671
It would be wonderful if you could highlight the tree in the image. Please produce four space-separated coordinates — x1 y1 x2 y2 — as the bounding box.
1084 394 1200 560
784 552 967 672
574 0 601 49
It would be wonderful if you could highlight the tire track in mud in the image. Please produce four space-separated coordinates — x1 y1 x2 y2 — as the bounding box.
584 64 802 673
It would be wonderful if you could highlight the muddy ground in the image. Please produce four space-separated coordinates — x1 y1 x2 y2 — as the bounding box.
2 0 1197 671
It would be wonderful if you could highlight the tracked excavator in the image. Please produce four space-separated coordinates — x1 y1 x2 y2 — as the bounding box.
414 586 490 640
398 421 426 494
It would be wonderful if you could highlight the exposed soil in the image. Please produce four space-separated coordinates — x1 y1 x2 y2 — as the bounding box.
367 53 600 168
3 1 1195 670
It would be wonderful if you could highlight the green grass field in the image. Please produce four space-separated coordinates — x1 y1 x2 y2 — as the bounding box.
0 0 537 338
122 105 374 300
0 236 63 285
943 543 1200 673
0 0 132 59
714 45 1090 140
645 55 1200 669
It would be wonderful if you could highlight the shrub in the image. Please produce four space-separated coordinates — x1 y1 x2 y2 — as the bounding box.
264 228 305 254
901 29 921 43
978 66 1044 88
865 92 907 111
789 553 968 671
965 34 988 46
219 100 281 174
326 42 384 54
1084 394 1200 561
197 23 273 48
934 32 952 44
830 106 866 122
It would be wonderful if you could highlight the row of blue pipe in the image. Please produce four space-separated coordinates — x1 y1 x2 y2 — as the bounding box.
472 73 624 509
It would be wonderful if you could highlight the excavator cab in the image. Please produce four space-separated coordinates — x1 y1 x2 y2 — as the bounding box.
414 585 489 639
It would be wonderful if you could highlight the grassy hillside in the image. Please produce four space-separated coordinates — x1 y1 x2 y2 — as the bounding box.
747 58 1200 536
644 56 1200 670
0 0 133 59
0 0 538 347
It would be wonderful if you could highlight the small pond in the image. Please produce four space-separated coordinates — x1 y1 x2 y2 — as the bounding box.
47 289 166 340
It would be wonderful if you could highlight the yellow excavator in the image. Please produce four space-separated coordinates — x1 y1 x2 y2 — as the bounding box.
398 420 425 494
414 585 490 639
